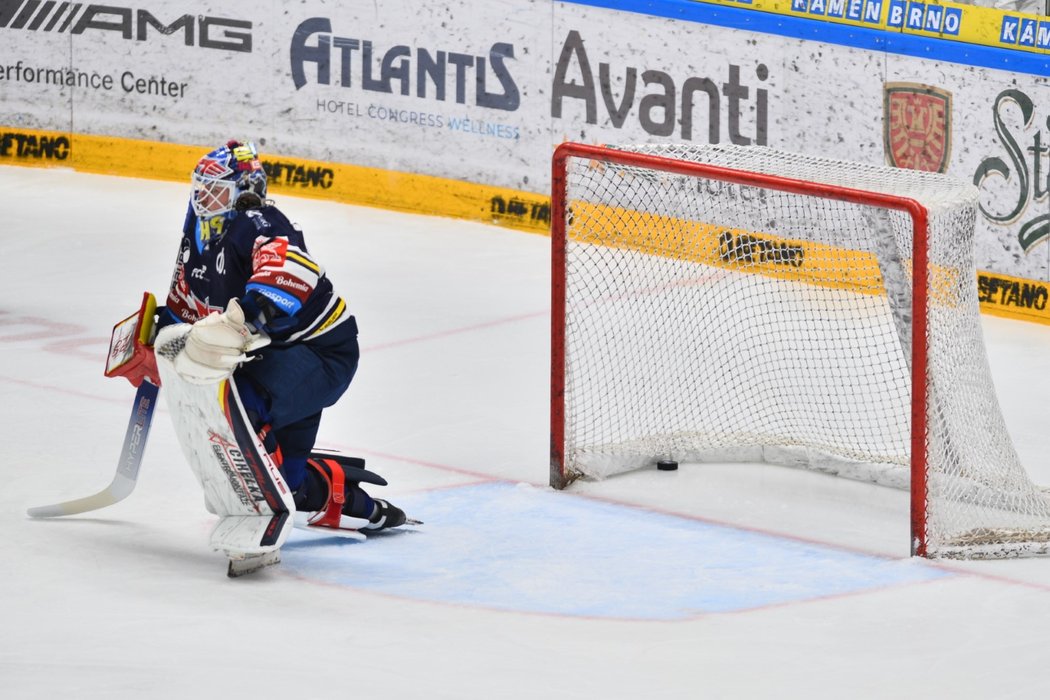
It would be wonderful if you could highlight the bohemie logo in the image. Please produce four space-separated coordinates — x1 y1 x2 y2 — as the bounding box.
883 83 952 173
973 89 1050 253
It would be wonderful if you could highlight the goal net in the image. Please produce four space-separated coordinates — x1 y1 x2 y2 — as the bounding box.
550 141 1050 559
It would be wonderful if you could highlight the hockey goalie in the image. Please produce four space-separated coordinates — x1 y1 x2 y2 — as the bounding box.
114 140 409 576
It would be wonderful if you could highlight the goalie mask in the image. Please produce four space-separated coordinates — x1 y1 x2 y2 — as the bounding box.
191 140 267 218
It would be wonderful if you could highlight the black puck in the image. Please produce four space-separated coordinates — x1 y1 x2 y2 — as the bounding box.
656 460 678 471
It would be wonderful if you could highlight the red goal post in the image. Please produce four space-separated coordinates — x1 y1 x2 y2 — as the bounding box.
550 141 1050 559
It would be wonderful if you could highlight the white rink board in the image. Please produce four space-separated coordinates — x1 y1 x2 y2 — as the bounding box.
1 0 1048 280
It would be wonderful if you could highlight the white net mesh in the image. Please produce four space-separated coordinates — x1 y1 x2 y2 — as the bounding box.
554 142 1050 558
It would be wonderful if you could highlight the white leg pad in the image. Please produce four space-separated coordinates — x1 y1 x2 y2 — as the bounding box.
155 324 295 555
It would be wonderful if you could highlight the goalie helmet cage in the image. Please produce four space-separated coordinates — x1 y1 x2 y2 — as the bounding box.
550 141 1050 559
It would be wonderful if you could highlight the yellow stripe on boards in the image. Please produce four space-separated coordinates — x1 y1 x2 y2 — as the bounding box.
977 271 1050 325
569 200 971 308
569 200 886 295
0 126 552 235
0 125 1040 324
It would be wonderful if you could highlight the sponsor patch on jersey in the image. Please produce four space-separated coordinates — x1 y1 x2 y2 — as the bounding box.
247 283 302 315
245 209 272 231
196 215 226 252
253 237 288 269
252 270 312 303
272 273 311 297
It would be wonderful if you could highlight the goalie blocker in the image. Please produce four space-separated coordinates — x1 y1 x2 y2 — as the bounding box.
27 292 160 519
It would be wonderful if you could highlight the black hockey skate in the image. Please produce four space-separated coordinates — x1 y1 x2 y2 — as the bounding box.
363 499 407 531
292 451 419 535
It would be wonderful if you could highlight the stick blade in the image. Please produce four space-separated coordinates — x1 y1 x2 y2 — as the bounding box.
27 490 120 518
26 474 138 518
27 380 157 518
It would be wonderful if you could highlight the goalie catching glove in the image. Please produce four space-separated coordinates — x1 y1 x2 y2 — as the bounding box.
174 298 270 384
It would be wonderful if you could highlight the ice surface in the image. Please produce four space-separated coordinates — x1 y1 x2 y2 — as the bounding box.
4 167 1050 698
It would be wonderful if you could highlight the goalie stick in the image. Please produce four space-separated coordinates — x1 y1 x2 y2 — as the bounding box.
27 380 158 518
27 293 159 519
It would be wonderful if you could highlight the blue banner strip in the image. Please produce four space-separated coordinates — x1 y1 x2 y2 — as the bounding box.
560 0 1050 77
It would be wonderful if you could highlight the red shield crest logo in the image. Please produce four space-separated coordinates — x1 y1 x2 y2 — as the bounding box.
884 83 952 173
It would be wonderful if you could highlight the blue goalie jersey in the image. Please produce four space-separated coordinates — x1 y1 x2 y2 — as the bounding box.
162 204 351 344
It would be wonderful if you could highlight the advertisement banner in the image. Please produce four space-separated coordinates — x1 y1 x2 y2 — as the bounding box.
1 0 1049 317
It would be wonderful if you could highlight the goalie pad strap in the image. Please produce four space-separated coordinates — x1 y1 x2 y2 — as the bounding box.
312 458 346 529
222 378 294 515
